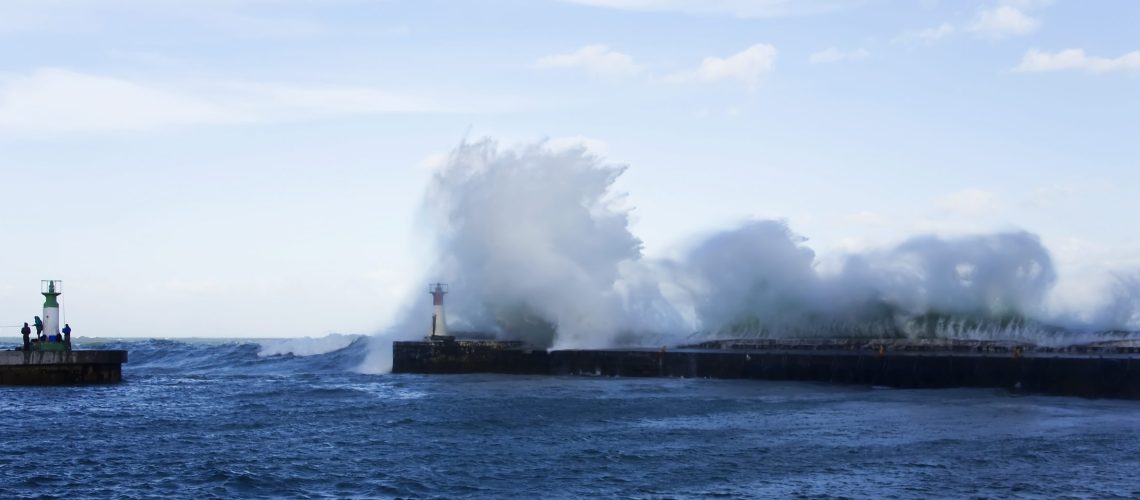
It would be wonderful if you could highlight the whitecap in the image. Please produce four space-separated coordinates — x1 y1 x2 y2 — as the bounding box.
256 333 361 357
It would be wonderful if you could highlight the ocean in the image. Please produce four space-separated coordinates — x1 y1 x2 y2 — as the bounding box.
2 337 1139 498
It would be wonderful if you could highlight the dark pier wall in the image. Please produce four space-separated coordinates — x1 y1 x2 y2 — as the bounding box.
392 341 1140 399
0 350 128 385
394 341 549 375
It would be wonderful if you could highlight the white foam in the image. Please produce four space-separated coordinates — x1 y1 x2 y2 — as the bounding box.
257 333 361 358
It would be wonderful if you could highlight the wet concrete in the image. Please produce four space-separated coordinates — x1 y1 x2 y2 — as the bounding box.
392 339 1140 399
0 350 128 385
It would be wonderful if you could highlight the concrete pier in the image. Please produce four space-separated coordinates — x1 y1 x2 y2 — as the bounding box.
392 338 1140 399
0 350 128 385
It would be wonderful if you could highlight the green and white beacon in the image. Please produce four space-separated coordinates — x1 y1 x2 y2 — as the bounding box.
41 280 63 339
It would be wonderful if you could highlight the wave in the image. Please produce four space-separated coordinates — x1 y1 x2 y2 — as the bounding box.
256 334 362 358
81 335 370 377
389 138 1140 351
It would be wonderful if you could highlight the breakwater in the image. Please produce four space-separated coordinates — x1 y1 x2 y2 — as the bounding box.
0 350 128 385
392 338 1140 398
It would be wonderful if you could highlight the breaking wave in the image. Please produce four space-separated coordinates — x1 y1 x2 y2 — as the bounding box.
376 138 1140 350
78 335 369 377
257 334 363 358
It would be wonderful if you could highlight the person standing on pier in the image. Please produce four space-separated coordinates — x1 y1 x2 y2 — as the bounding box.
33 316 43 341
62 324 72 345
20 323 31 351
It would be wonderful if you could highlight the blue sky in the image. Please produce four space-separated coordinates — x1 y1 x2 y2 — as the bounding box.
0 0 1137 338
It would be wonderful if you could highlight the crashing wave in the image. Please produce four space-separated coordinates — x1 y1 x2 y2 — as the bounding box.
257 334 362 358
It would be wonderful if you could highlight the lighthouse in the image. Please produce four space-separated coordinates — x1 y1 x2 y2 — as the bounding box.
428 283 449 338
41 280 62 340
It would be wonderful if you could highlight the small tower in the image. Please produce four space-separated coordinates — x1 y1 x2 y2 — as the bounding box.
428 283 449 338
41 280 62 339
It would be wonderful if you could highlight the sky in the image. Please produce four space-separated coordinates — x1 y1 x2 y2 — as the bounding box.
0 0 1137 338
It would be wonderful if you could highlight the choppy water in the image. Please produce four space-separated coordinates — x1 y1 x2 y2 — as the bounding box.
2 337 1139 498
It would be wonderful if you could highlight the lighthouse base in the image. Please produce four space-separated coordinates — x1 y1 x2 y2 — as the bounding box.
0 350 128 385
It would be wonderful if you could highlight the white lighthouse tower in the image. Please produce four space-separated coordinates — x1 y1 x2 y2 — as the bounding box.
428 283 450 339
41 280 62 340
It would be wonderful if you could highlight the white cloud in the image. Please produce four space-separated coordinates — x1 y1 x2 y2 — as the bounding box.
932 188 1001 217
809 47 869 64
561 0 863 18
534 45 643 78
0 68 446 134
968 5 1039 38
1014 49 1140 74
668 43 777 87
899 1 1050 44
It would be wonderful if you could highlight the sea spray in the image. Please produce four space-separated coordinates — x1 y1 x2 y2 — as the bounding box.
1091 272 1140 329
357 334 396 374
367 138 1140 361
662 222 1061 338
412 138 683 348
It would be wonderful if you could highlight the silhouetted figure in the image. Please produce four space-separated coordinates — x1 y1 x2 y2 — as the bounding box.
20 323 31 351
34 316 43 341
62 324 71 344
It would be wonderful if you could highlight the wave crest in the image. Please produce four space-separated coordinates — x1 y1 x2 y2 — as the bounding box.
257 334 362 358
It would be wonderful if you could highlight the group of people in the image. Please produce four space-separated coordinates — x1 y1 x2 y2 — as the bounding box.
19 317 72 351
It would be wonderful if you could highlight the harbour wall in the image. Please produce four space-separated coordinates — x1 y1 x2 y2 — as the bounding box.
392 340 1140 399
0 350 128 385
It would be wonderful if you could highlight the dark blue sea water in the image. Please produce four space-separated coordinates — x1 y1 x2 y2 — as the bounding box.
2 337 1139 499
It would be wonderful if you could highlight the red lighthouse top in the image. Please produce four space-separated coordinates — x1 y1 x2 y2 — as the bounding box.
429 283 448 305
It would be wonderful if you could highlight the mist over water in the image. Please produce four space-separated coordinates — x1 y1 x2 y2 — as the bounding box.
372 138 1139 356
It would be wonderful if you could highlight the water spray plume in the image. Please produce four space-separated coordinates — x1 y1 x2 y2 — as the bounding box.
369 137 1140 360
419 138 678 348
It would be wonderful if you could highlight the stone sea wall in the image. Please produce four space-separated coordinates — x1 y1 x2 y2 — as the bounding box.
393 340 1140 399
